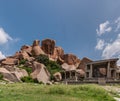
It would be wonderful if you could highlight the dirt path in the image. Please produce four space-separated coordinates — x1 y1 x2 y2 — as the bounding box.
102 86 120 101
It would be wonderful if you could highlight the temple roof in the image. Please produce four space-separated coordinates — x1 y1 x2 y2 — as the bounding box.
86 58 119 65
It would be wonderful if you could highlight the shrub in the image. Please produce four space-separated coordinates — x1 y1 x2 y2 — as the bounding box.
21 76 39 83
21 76 34 83
36 54 49 65
19 59 27 65
0 73 3 80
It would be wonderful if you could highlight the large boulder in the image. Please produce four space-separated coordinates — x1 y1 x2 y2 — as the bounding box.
32 40 45 56
30 62 50 83
0 66 28 82
61 54 81 66
53 72 62 81
13 67 28 81
78 57 92 71
61 63 77 71
41 39 55 55
0 67 19 82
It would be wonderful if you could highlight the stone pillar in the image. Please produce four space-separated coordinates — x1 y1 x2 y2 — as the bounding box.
107 62 110 78
64 71 66 80
84 65 87 78
75 72 78 81
70 71 71 79
114 70 117 79
89 64 93 78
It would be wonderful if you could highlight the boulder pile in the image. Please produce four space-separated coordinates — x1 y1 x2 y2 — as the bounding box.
0 38 88 83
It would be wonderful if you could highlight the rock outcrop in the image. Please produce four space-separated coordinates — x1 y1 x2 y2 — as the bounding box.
0 38 88 83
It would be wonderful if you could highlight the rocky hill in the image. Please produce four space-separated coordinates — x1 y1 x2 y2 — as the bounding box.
0 38 86 84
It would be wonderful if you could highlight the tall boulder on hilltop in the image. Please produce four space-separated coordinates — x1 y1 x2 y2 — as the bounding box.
21 45 32 55
41 39 55 55
32 40 45 56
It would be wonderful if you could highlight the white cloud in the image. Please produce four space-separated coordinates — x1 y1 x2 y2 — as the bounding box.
0 28 13 45
95 39 105 50
115 17 120 32
0 51 6 60
96 21 112 36
102 34 120 59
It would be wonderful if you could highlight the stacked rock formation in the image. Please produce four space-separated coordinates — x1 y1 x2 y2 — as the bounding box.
0 38 86 83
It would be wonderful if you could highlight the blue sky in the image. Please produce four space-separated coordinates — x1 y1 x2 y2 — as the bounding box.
0 0 120 64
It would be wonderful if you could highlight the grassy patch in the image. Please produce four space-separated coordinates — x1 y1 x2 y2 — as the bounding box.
0 83 115 101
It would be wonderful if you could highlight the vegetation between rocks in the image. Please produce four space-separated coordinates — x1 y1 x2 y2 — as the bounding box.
36 54 62 80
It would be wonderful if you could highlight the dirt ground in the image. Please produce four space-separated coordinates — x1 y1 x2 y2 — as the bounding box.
102 85 120 101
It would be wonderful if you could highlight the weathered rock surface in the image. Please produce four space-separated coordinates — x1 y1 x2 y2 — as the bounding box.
50 47 64 61
21 45 32 55
61 54 80 66
61 63 77 71
14 51 34 61
0 67 19 82
76 69 85 77
0 66 28 82
30 62 50 83
13 67 28 81
32 40 45 56
99 68 107 75
41 39 55 55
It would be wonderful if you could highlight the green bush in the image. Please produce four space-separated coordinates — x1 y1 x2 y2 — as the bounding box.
19 59 27 65
36 54 49 65
21 76 34 83
21 76 39 83
0 73 3 80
